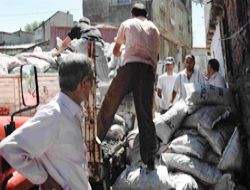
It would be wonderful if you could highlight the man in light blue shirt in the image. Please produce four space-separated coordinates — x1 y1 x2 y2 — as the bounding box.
0 54 93 190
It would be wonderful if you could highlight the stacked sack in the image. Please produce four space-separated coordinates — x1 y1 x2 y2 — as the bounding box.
115 83 244 190
159 83 243 189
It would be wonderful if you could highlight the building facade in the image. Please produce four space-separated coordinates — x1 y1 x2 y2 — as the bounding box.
82 0 192 72
34 11 74 42
0 30 33 46
152 0 192 71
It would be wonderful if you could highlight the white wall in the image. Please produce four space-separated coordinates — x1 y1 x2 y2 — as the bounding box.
210 24 225 77
45 12 74 41
34 26 44 42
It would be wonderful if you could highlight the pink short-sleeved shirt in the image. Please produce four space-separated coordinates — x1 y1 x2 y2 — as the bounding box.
116 16 160 71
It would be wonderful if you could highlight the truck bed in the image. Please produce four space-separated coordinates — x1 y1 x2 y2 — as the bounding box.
0 73 59 116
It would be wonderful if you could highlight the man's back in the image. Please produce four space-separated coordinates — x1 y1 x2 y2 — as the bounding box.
68 22 102 40
116 17 160 69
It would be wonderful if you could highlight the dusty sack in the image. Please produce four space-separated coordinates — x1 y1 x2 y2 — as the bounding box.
127 133 141 166
203 148 220 165
182 105 231 129
154 100 188 144
211 174 235 190
161 153 222 185
197 120 235 155
217 127 243 171
112 165 174 190
184 83 234 107
169 134 208 159
169 172 198 190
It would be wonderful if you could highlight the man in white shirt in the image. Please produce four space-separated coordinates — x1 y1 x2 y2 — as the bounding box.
206 58 226 88
0 54 93 190
157 57 177 114
97 3 160 171
170 54 205 103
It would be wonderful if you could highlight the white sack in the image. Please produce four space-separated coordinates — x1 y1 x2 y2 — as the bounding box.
169 134 208 159
184 83 234 107
197 120 235 155
154 100 188 144
106 124 126 140
112 165 174 190
0 62 8 74
183 106 231 129
169 172 198 190
127 133 141 166
217 127 243 171
26 57 51 73
0 55 22 72
161 153 222 185
16 52 57 69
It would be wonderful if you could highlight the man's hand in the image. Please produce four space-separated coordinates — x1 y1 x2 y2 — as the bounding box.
41 175 63 190
52 51 60 57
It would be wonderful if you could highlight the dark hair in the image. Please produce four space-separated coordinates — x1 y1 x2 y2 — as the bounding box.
131 3 147 17
185 54 195 63
59 53 93 92
208 58 220 71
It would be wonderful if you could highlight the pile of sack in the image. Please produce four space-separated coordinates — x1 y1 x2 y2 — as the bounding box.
113 83 245 190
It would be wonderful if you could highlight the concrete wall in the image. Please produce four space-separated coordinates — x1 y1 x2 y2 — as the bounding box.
209 24 225 77
83 0 152 26
152 0 192 70
221 2 250 186
205 0 250 187
0 31 33 45
82 0 109 24
0 32 12 45
34 11 73 42
12 31 34 44
44 11 73 41
191 48 208 74
34 26 44 42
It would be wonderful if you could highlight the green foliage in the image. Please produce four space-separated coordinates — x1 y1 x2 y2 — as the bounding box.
24 21 40 33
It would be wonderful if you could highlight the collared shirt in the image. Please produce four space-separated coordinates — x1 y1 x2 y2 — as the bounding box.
157 72 177 109
116 17 160 71
207 72 226 88
173 69 205 100
0 92 91 190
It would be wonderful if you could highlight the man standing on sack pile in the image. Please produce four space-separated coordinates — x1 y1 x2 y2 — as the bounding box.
97 3 160 171
170 54 205 104
157 57 177 114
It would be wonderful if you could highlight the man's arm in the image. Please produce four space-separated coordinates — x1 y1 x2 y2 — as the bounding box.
0 112 59 185
113 42 122 57
53 36 72 57
170 90 177 105
157 88 162 98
